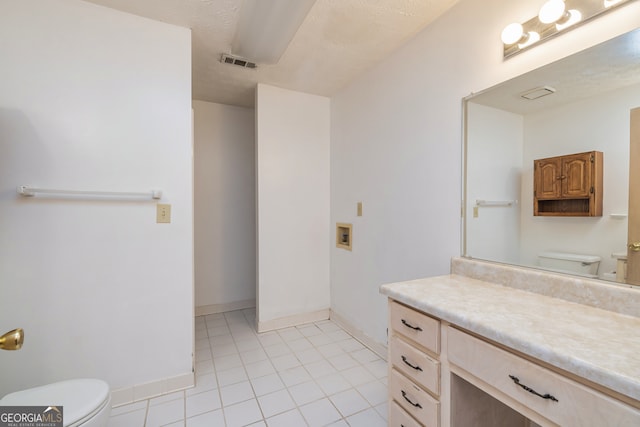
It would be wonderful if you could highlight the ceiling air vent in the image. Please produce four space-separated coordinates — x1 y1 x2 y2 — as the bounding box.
220 53 257 69
520 86 556 100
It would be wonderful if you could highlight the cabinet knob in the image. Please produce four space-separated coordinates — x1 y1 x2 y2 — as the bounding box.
629 242 640 252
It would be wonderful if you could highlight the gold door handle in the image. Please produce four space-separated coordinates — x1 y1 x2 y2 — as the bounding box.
0 328 24 351
629 243 640 252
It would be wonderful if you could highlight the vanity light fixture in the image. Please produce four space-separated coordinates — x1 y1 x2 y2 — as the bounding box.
501 0 633 58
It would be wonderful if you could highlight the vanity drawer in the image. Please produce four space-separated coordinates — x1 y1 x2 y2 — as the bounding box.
390 300 440 354
390 368 439 427
447 327 640 427
390 335 440 395
389 400 423 427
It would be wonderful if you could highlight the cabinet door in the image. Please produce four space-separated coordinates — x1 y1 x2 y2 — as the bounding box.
562 152 592 198
534 158 561 199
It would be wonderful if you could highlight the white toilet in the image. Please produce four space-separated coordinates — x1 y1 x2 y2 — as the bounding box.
0 379 111 427
538 251 601 278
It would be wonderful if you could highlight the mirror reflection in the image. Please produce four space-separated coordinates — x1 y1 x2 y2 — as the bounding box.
463 28 640 286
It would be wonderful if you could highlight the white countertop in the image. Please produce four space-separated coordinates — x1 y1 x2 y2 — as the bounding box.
380 274 640 401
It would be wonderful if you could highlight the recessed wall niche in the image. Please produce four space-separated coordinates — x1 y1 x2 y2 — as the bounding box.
336 223 352 251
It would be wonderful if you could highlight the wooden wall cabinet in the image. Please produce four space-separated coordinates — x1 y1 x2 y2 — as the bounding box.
533 150 603 216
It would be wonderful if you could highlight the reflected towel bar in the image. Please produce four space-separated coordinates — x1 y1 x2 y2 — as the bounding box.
476 199 516 207
17 185 162 200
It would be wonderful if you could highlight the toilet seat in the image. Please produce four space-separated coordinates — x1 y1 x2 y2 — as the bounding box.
0 379 110 427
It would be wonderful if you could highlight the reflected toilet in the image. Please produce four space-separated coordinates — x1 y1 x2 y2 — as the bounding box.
537 251 601 278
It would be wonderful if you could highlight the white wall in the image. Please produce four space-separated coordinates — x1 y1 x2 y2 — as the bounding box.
466 103 523 263
193 101 256 313
330 0 640 347
256 84 330 329
519 83 640 275
0 0 193 397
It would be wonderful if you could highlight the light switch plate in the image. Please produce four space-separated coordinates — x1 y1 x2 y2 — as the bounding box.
157 204 171 223
357 202 363 217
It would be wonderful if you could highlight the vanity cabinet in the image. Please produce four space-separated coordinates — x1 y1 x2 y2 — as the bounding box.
388 300 441 426
448 327 640 426
533 151 602 216
386 297 640 427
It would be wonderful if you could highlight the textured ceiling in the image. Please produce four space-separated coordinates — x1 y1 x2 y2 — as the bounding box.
469 28 640 115
84 0 460 107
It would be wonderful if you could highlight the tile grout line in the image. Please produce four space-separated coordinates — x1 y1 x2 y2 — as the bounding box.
227 310 267 426
209 313 230 426
143 399 149 427
238 311 279 425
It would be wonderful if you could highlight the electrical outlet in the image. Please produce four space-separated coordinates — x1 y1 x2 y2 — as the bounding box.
473 206 479 218
157 204 171 223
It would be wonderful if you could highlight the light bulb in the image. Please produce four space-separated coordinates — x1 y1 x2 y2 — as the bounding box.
501 23 525 45
539 0 566 24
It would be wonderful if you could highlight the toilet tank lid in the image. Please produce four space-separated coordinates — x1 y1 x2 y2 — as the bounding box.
539 251 601 263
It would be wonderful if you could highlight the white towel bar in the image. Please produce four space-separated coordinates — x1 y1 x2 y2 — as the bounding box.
475 199 516 207
17 185 162 200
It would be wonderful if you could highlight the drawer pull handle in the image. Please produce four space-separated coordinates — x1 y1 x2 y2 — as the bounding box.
401 355 423 371
401 390 422 408
509 375 559 402
401 319 423 331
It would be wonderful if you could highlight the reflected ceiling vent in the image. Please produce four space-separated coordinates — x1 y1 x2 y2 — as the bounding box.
220 53 257 69
520 86 556 100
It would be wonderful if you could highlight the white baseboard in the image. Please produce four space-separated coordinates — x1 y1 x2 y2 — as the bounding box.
195 299 256 317
110 372 194 407
329 309 388 361
257 309 330 333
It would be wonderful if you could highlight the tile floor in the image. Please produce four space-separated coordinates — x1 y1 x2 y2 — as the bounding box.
108 309 388 427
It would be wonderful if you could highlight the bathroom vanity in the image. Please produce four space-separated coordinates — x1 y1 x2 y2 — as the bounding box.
381 257 640 426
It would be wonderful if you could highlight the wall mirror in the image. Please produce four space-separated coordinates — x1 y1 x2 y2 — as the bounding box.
463 27 640 287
